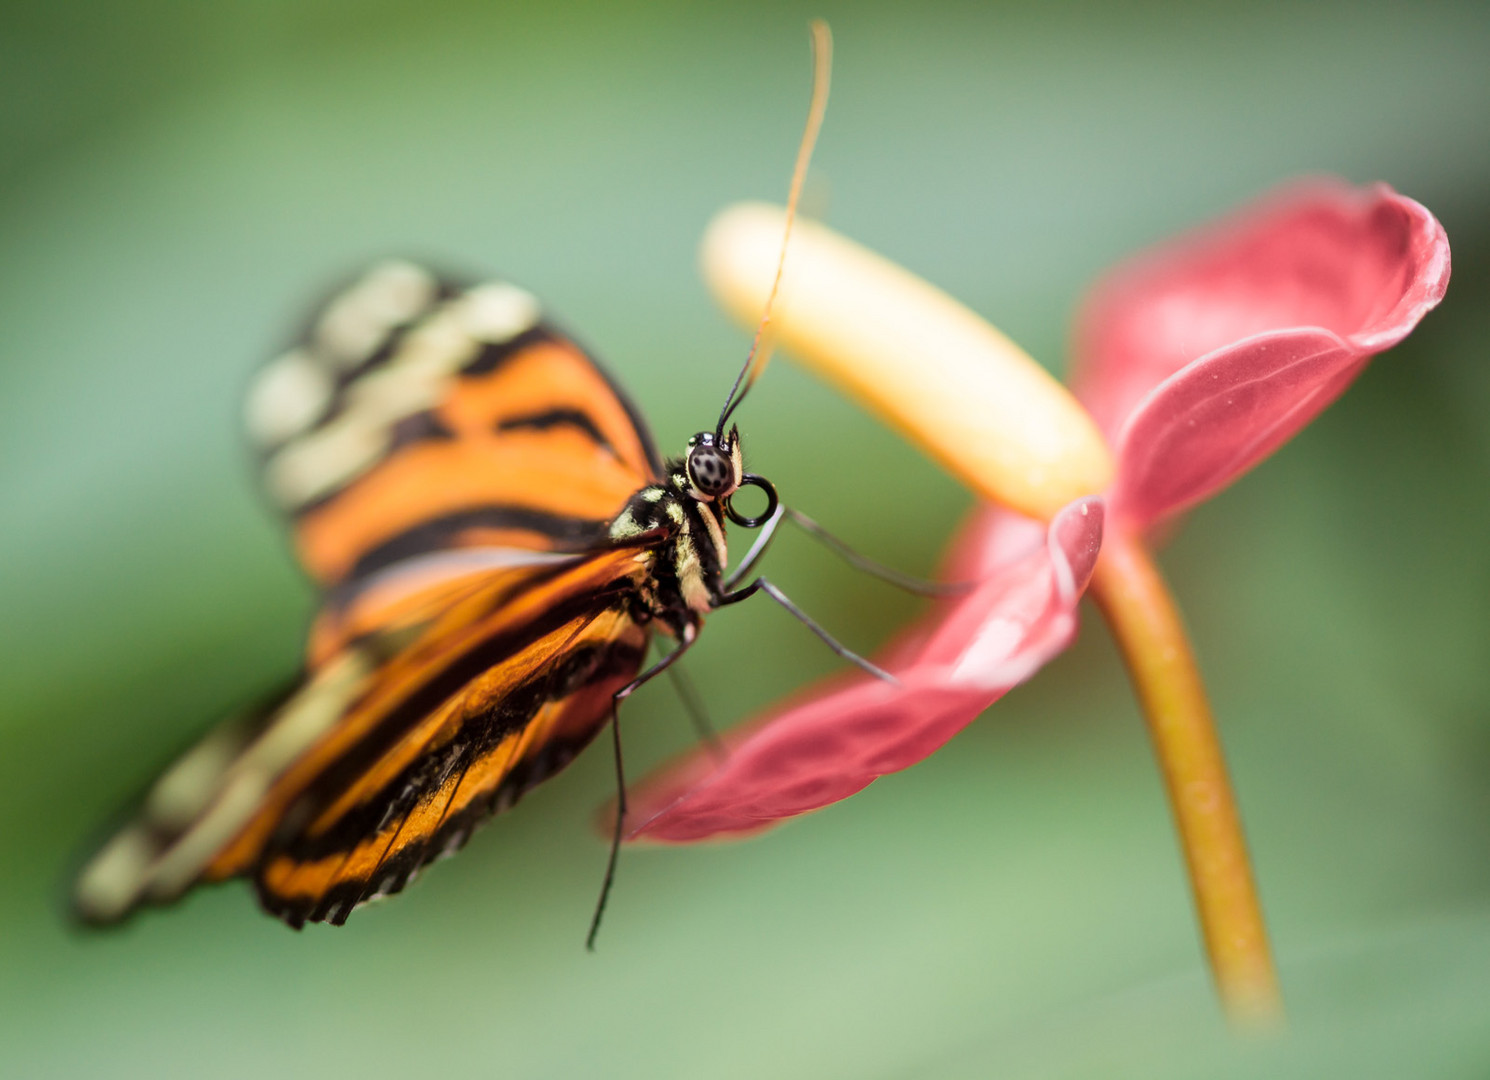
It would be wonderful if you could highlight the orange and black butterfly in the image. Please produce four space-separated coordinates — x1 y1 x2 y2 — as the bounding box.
72 22 893 939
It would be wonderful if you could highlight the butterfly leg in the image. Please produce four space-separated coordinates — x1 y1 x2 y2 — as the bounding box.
717 577 898 684
782 508 970 596
586 633 696 951
666 660 726 762
724 505 967 597
723 503 786 589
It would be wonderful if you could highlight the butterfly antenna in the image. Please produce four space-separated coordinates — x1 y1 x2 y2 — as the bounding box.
716 18 833 439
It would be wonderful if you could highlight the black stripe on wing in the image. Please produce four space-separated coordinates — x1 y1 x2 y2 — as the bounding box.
282 575 639 840
340 506 614 584
495 407 617 454
255 613 648 928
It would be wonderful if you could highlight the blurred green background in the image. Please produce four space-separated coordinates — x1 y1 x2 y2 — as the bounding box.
3 1 1489 1076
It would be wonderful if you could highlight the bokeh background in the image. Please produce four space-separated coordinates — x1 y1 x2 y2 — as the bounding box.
3 1 1488 1076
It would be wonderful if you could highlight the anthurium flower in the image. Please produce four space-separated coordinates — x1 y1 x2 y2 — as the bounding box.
629 179 1445 832
619 181 1448 1026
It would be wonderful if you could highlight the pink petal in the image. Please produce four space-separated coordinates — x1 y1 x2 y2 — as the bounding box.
1111 329 1363 526
939 502 1050 583
1070 181 1449 525
622 498 1104 844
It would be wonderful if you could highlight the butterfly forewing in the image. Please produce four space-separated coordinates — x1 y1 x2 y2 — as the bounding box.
245 260 662 594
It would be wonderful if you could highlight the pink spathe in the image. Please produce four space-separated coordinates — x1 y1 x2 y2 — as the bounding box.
1071 180 1450 527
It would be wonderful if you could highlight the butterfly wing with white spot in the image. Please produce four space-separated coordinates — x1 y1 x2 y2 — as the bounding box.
245 262 664 599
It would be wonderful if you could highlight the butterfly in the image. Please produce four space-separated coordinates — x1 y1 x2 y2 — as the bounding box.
70 21 912 939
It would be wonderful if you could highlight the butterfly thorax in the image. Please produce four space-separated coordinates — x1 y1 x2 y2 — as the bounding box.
606 470 728 634
606 429 744 635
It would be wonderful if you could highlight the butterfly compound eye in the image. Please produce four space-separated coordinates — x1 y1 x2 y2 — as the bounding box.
687 446 734 497
686 434 737 499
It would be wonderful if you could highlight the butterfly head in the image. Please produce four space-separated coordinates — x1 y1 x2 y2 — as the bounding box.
683 425 778 529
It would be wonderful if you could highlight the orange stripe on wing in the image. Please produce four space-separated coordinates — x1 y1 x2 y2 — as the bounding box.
442 340 657 476
254 613 647 918
306 553 581 669
293 433 641 585
303 612 597 836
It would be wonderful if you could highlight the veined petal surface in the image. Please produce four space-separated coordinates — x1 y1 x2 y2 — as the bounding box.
1070 180 1449 524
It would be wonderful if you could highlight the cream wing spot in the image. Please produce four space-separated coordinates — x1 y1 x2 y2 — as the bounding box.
148 772 270 897
314 260 438 367
264 416 391 509
145 726 246 830
349 307 478 414
246 650 371 774
460 282 541 343
245 350 334 448
262 304 488 510
74 826 156 922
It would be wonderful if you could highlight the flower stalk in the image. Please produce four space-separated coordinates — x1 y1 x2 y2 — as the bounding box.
1090 528 1282 1030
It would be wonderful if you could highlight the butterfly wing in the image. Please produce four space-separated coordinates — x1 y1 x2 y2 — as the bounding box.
74 263 670 927
243 259 663 596
252 589 649 927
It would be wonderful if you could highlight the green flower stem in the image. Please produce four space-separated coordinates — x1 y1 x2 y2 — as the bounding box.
1089 527 1283 1031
